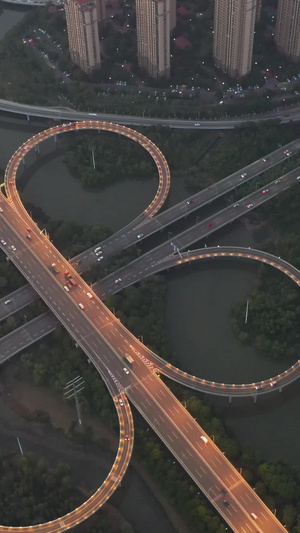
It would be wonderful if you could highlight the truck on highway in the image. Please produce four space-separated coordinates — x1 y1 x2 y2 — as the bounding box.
124 353 134 364
51 263 59 274
65 270 77 286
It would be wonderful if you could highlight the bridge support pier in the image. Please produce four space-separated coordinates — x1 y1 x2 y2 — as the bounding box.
279 387 282 393
22 157 26 167
253 395 257 403
34 145 40 158
26 114 30 123
228 396 232 403
54 134 57 145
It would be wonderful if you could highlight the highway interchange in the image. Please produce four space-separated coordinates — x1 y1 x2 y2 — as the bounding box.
0 120 296 532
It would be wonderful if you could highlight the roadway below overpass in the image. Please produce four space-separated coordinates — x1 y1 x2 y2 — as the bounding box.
2 246 300 398
0 203 287 533
1 126 299 322
0 121 291 532
1 97 300 129
1 160 299 329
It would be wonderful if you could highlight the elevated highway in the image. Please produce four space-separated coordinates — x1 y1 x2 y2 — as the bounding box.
1 160 299 340
2 246 300 397
1 124 299 321
0 204 286 533
0 121 290 532
1 97 300 129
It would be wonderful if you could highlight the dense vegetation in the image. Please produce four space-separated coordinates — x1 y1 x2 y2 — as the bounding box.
0 451 77 526
18 270 300 532
3 121 300 530
232 179 300 362
63 132 155 188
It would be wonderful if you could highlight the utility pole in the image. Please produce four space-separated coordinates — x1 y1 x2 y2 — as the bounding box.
245 299 249 324
64 375 85 428
91 148 96 170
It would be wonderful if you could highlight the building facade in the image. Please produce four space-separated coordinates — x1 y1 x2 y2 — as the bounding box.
64 0 102 73
169 0 176 31
213 0 257 78
256 0 262 22
275 0 300 61
136 0 170 78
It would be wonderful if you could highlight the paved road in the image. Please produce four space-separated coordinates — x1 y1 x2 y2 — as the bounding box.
1 134 299 322
1 97 300 129
2 161 298 357
0 122 289 531
3 244 300 398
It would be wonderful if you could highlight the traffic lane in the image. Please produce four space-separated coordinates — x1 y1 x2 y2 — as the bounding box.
136 376 284 533
0 162 298 366
0 191 289 529
127 376 280 533
0 284 37 320
0 136 297 315
96 167 300 297
1 244 300 397
155 138 300 225
0 312 58 361
1 97 299 128
0 315 59 363
72 137 299 266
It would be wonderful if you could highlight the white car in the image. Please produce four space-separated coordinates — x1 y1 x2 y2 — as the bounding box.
78 303 85 310
123 367 129 375
94 247 102 252
200 436 208 445
10 245 16 251
0 207 3 213
115 278 122 284
87 292 93 299
119 398 124 406
97 257 103 262
64 285 69 292
95 251 103 256
241 173 247 178
1 239 6 245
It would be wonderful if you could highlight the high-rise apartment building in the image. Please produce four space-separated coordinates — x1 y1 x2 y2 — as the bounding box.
275 0 300 62
136 0 170 79
64 0 102 73
256 0 262 22
169 0 176 31
213 0 257 78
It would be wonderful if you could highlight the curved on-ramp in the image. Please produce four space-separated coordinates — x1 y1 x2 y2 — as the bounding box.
4 120 170 219
124 246 300 396
0 123 289 533
0 120 171 533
